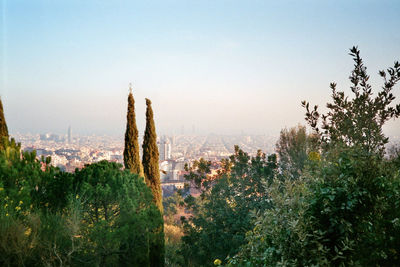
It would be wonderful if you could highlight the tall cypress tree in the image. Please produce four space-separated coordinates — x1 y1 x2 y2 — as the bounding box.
142 98 164 267
0 97 9 147
123 87 143 176
142 98 163 212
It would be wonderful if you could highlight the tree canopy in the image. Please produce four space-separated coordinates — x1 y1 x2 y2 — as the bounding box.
0 140 162 266
302 46 400 155
230 46 400 266
181 146 277 266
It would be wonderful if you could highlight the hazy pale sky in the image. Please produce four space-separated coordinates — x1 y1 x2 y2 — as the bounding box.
1 0 400 137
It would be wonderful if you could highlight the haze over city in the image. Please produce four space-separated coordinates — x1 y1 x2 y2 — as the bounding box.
1 0 400 136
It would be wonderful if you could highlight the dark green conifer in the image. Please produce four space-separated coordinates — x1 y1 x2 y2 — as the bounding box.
123 87 144 176
0 97 9 148
142 98 163 212
142 98 165 267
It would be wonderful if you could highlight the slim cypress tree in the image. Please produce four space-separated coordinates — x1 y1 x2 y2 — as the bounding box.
123 87 144 176
142 98 164 267
0 97 9 147
142 98 163 212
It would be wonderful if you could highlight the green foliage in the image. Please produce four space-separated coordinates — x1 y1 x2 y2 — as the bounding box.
233 148 400 266
276 125 318 180
231 47 400 266
302 46 400 156
164 223 185 267
74 160 163 266
0 138 71 213
163 192 184 225
0 98 9 147
163 192 185 266
184 157 213 197
142 98 165 267
387 144 400 169
0 139 80 266
181 146 277 266
0 139 164 266
123 92 144 177
229 178 311 266
0 200 83 266
142 98 163 212
304 150 400 265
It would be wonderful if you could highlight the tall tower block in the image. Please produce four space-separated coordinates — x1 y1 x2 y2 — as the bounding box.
68 126 72 143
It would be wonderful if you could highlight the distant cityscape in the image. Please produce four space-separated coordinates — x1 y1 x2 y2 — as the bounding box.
11 129 278 195
11 129 400 197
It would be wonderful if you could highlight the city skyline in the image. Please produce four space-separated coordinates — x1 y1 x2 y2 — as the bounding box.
1 1 400 136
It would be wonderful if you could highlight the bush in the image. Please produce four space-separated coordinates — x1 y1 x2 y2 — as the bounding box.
181 146 277 266
233 148 400 266
0 139 163 266
165 224 184 267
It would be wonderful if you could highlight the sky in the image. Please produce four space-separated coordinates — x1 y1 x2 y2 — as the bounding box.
1 0 400 137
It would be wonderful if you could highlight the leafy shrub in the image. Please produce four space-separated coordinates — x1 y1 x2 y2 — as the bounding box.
181 146 277 266
0 139 163 266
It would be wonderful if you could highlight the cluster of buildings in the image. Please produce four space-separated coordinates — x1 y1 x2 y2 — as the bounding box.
15 131 123 172
12 128 400 199
12 130 278 196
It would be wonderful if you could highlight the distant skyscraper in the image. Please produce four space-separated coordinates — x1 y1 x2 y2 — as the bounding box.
159 136 171 161
67 126 72 143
